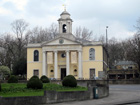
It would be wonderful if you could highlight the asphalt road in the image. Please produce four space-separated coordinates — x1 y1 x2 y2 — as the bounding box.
45 85 140 105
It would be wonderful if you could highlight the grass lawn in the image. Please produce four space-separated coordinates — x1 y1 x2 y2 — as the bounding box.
0 83 87 97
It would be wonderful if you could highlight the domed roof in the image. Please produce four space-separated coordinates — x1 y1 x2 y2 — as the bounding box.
60 11 70 16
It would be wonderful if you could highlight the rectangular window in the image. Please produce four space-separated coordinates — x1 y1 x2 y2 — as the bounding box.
33 70 39 77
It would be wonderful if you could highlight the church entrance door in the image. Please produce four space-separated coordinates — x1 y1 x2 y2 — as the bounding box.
61 68 66 80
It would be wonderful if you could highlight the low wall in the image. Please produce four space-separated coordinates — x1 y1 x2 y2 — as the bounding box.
97 86 109 98
109 79 140 84
0 80 109 105
33 84 108 104
0 96 46 105
87 80 109 99
46 90 91 104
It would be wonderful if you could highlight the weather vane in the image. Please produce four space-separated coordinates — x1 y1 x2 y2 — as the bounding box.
62 4 66 11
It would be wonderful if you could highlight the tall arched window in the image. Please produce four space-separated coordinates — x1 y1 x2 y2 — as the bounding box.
89 48 95 60
63 24 67 33
34 50 39 61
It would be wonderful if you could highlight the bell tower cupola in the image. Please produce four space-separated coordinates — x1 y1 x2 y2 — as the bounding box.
58 10 73 34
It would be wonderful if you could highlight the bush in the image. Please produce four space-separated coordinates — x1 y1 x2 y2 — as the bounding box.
40 75 50 83
62 75 77 87
8 75 18 83
27 76 43 89
0 66 10 80
30 75 39 80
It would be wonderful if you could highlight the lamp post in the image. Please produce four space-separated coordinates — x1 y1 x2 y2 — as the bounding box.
105 26 109 80
106 26 108 49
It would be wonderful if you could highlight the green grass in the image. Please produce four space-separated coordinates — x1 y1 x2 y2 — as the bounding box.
0 83 87 97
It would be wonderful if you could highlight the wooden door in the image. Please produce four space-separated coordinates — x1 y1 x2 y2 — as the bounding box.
90 69 95 79
61 68 66 80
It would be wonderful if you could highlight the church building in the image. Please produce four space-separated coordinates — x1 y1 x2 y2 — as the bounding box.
27 10 108 80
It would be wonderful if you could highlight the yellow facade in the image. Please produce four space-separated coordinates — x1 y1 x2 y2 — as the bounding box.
27 45 107 80
82 46 103 79
27 10 108 80
27 48 42 79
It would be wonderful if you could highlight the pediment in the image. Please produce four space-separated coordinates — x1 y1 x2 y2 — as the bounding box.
42 37 81 46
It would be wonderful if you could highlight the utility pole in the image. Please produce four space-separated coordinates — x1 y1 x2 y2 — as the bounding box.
106 26 108 50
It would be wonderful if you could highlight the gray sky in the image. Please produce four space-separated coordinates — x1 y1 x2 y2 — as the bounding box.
0 0 140 40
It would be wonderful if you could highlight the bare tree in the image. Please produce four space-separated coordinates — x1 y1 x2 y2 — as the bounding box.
48 23 58 39
0 19 29 73
125 18 140 71
11 19 29 39
135 18 140 33
26 23 58 43
98 35 106 46
11 19 28 59
126 33 140 71
107 37 126 68
120 40 131 60
75 26 93 41
0 33 15 69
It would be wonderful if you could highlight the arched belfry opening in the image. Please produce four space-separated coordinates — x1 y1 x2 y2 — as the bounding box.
63 24 67 33
58 10 73 34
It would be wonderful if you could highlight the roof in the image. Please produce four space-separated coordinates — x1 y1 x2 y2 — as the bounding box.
58 18 73 21
115 61 137 66
58 10 72 21
60 11 70 16
75 38 102 46
27 34 103 48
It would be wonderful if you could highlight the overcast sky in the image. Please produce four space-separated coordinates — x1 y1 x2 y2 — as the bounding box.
0 0 140 40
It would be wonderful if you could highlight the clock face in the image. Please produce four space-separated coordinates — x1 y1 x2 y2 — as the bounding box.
59 39 64 44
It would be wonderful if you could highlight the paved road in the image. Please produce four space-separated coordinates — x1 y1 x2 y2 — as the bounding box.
46 85 140 105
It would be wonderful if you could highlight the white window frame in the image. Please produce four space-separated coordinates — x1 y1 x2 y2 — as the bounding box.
89 48 95 60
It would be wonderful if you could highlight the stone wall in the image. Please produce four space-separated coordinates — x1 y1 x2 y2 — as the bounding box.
97 86 109 98
0 96 46 105
46 90 91 104
0 80 109 105
39 83 109 104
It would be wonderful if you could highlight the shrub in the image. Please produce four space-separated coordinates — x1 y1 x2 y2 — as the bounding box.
29 75 39 80
0 66 10 80
40 75 50 83
62 75 77 87
8 75 18 83
27 76 43 89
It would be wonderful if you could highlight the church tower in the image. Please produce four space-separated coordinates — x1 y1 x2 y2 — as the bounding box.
58 10 73 34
